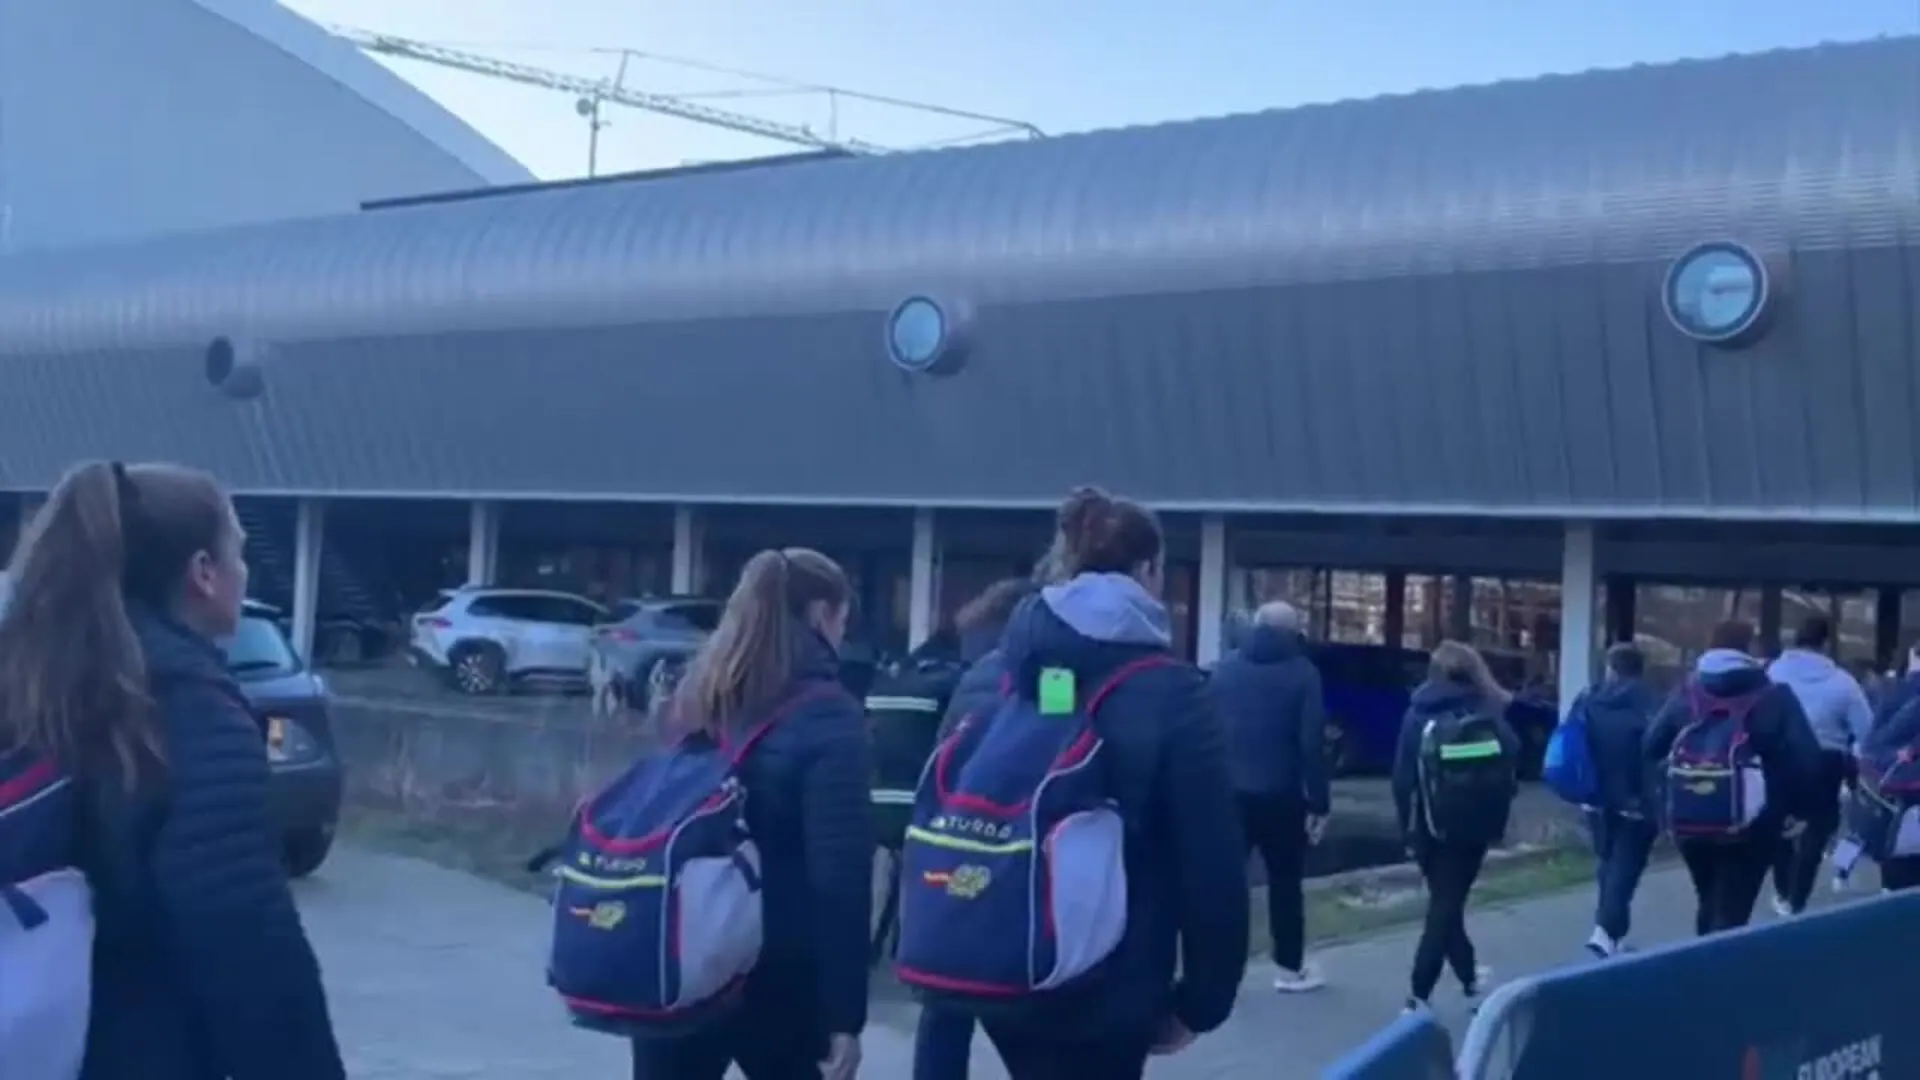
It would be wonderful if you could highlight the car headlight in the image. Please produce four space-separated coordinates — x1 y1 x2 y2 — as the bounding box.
265 716 322 763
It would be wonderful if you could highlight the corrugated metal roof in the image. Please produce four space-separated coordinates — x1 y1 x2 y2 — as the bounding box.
1 36 1914 354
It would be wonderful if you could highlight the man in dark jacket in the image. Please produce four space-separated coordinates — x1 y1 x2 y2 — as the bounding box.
1644 619 1824 936
1207 600 1330 992
1566 643 1661 957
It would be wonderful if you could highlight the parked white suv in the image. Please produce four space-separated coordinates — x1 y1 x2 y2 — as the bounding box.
408 587 609 695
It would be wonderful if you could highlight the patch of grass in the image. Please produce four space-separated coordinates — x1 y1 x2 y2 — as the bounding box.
337 802 562 895
1276 846 1608 952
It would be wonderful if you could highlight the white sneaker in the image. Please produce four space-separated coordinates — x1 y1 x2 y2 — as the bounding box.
1273 961 1326 993
1584 926 1618 959
1771 892 1795 918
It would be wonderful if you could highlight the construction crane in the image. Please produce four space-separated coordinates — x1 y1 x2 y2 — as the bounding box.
330 27 1042 164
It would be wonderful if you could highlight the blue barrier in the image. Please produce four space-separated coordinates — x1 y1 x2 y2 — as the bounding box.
1322 1008 1454 1079
1457 889 1920 1079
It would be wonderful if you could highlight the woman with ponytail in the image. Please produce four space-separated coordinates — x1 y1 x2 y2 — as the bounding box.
0 461 342 1080
632 548 873 1080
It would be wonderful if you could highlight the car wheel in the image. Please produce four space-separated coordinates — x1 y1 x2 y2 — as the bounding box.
449 642 507 695
285 824 335 880
1323 714 1357 778
317 626 365 668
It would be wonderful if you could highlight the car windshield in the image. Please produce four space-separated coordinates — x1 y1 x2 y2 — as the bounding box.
221 614 301 676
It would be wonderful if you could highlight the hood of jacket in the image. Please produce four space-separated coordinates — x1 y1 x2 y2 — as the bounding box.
1767 648 1846 690
1238 624 1304 665
1409 676 1486 717
1587 675 1657 716
1767 648 1868 751
1692 648 1771 698
1000 573 1171 696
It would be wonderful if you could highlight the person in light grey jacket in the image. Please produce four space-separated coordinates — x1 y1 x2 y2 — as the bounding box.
1765 614 1872 915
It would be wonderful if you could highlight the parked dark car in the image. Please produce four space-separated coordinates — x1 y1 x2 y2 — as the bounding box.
236 600 345 878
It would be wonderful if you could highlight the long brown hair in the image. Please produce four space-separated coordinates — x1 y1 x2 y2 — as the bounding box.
0 460 232 784
955 578 1035 637
672 547 850 736
1428 640 1512 710
1045 485 1162 578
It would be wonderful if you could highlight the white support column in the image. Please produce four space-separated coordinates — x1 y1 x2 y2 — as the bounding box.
908 507 938 648
671 505 705 595
291 498 325 663
1557 521 1597 718
1196 514 1229 666
466 500 500 586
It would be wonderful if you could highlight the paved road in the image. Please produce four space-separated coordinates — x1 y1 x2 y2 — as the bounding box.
301 843 1859 1078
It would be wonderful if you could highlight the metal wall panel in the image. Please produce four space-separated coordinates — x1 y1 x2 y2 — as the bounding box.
0 38 1914 519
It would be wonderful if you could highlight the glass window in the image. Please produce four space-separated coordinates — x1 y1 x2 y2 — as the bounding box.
1633 585 1765 690
220 614 301 675
657 602 721 634
540 596 607 626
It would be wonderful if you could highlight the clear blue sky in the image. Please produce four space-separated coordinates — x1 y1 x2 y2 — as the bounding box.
286 0 1920 179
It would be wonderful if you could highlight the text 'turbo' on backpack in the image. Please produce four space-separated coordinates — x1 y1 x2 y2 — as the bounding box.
1542 697 1601 808
1848 746 1920 861
1665 685 1769 841
539 687 835 1037
893 657 1172 1012
0 750 93 1080
1418 710 1517 845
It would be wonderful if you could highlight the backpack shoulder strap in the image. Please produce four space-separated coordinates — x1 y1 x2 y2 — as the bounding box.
723 683 851 767
1085 655 1185 717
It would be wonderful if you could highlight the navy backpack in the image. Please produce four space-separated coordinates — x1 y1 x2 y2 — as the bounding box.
893 656 1173 1013
1848 745 1920 861
538 685 839 1037
1665 684 1769 841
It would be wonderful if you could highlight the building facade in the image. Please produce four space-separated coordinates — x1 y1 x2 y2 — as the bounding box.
0 0 530 251
0 37 1916 704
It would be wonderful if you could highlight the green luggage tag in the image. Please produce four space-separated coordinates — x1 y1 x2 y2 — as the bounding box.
1037 667 1077 716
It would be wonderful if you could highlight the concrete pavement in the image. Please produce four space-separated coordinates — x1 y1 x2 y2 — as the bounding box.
301 844 1849 1078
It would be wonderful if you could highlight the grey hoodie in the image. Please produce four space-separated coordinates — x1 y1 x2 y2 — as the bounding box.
1766 648 1873 754
1039 572 1173 648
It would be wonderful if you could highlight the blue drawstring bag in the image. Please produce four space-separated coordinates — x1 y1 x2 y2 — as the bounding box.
1543 698 1601 806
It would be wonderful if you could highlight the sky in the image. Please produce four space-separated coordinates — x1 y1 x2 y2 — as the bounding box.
283 0 1920 180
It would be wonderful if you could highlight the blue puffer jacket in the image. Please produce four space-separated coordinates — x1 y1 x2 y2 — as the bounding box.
953 574 1248 1038
1207 624 1329 812
728 625 874 1039
1571 675 1662 817
81 608 344 1080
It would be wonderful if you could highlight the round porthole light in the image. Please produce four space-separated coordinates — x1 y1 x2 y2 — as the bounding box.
887 296 949 372
1663 241 1771 346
